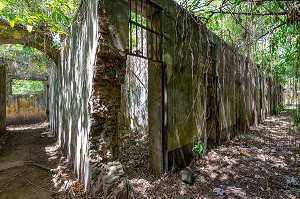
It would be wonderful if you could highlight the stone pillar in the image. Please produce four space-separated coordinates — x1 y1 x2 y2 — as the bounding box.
0 63 6 135
148 61 163 173
148 11 164 173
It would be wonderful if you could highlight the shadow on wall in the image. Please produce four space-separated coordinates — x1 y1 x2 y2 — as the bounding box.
49 0 98 190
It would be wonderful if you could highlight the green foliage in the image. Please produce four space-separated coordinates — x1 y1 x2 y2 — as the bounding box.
0 44 50 76
177 0 300 86
12 79 44 95
0 0 78 34
129 12 147 49
274 104 285 115
192 141 204 155
237 134 246 140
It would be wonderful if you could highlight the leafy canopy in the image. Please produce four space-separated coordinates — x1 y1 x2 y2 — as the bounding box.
12 79 44 95
0 0 79 34
178 0 300 84
0 44 51 77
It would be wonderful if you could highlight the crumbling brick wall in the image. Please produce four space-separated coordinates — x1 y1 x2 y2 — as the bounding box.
88 0 128 196
50 0 129 197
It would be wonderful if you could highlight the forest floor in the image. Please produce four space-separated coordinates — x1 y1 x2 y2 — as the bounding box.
119 110 300 198
0 123 78 199
0 111 299 199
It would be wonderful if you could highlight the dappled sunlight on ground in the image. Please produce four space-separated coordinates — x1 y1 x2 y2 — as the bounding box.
119 111 300 198
45 143 60 160
0 123 81 199
6 122 49 132
188 111 300 198
4 113 297 198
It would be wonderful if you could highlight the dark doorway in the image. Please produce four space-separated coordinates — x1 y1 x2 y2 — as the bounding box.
120 0 167 174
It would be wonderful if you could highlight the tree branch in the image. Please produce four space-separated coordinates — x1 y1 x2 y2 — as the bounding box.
252 22 286 43
210 11 288 16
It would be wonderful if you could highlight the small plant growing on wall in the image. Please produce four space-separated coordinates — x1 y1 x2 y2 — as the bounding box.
192 140 205 157
237 133 246 140
274 104 285 115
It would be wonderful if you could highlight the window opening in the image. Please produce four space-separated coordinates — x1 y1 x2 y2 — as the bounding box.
128 0 162 63
7 78 48 125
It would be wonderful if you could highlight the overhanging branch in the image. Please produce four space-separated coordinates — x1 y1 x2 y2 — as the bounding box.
252 22 286 44
210 11 288 16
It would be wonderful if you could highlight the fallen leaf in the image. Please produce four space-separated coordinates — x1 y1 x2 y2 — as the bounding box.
9 19 15 28
72 182 82 192
240 151 252 157
180 190 186 196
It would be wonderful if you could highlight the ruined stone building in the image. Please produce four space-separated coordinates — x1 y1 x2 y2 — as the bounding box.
0 0 283 197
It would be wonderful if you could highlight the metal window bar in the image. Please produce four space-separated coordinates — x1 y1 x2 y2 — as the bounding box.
141 0 144 57
129 0 162 63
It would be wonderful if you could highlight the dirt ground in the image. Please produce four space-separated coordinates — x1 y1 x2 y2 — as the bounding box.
1 111 299 199
0 123 78 199
119 111 300 198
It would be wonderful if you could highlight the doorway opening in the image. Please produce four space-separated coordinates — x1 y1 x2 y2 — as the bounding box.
7 78 48 125
119 0 166 180
0 45 52 129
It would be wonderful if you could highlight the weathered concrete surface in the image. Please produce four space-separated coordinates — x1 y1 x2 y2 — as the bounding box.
0 63 6 135
48 0 284 196
148 60 164 172
121 57 148 132
0 1 284 197
6 94 47 125
50 0 129 197
50 0 98 189
152 0 283 171
152 0 209 171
